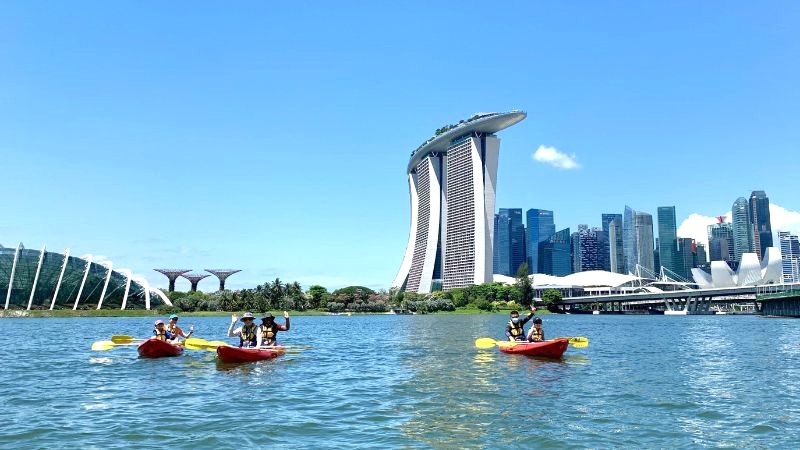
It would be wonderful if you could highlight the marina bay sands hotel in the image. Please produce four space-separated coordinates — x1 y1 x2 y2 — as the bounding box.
393 111 526 293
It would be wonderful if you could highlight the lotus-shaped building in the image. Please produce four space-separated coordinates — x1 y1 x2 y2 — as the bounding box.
1 243 171 310
691 247 782 288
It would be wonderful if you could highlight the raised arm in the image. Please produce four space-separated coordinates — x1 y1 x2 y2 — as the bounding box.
279 311 290 331
227 314 240 338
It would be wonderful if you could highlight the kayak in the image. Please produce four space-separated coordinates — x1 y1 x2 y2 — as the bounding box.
216 345 283 363
497 338 569 358
137 339 184 358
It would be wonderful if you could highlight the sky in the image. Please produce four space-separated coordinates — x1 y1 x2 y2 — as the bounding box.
1 1 799 291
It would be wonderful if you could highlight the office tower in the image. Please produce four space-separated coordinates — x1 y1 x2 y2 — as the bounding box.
708 220 735 263
780 231 800 283
623 206 635 273
608 218 623 273
526 209 555 273
394 111 527 292
677 238 696 280
634 211 655 273
732 197 755 261
541 228 571 276
602 213 623 272
574 225 604 272
695 243 707 267
492 208 525 276
493 213 510 276
657 206 681 276
749 191 774 259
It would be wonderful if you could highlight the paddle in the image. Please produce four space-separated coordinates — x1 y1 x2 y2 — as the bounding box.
555 336 590 348
111 335 142 344
91 340 140 351
184 338 309 354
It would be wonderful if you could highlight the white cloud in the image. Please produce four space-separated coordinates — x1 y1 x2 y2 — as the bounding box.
677 204 800 251
532 145 580 170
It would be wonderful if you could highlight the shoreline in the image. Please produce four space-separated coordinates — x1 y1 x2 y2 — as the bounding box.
0 308 551 319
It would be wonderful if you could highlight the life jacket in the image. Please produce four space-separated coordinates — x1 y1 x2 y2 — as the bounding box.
508 319 524 339
260 323 277 345
166 322 179 336
529 327 544 342
240 323 257 347
153 327 167 341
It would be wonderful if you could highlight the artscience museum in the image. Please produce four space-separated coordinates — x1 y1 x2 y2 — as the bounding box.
692 247 783 289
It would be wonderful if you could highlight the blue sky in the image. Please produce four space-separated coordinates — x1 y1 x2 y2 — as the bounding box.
2 1 799 291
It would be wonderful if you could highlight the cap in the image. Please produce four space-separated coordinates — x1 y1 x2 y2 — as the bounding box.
533 317 542 324
169 314 179 320
154 320 164 326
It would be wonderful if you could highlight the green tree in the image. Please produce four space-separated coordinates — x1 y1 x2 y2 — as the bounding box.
542 289 563 311
515 263 534 306
307 285 329 309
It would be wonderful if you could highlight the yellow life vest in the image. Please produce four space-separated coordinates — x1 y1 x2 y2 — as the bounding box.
153 328 167 341
508 319 524 338
261 324 276 342
166 322 179 335
240 323 257 347
529 327 544 342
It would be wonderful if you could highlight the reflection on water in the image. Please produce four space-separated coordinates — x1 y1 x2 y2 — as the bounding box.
0 315 799 448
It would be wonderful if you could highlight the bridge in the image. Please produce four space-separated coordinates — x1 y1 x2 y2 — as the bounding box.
555 282 800 314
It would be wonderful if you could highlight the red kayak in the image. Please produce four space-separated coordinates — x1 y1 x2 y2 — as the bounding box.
497 339 569 358
137 339 184 358
216 346 283 363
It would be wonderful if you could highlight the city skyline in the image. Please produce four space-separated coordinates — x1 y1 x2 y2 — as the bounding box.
2 2 799 291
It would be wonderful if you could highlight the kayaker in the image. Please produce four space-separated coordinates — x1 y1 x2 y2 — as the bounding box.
228 312 258 348
257 311 290 348
152 320 176 342
527 317 545 342
165 314 194 342
505 305 537 341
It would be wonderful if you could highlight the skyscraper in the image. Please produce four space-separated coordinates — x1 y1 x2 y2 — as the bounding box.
493 208 525 276
574 225 605 272
677 238 696 280
657 206 681 277
541 228 571 276
394 111 526 293
779 231 800 283
602 213 623 273
732 197 755 262
623 206 655 274
695 243 707 267
634 211 655 273
608 217 623 273
749 191 774 259
708 220 735 263
526 209 555 273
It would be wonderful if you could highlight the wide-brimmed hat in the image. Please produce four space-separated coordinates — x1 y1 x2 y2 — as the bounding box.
240 312 255 321
261 312 274 320
154 319 164 326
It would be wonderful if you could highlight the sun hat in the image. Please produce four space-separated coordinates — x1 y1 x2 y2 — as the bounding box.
261 312 274 320
240 312 255 321
154 320 164 326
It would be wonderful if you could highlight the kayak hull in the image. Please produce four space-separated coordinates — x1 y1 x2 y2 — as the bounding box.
216 346 283 363
137 339 184 358
497 339 569 358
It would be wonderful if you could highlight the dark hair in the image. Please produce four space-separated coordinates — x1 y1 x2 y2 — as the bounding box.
510 310 519 315
533 317 542 324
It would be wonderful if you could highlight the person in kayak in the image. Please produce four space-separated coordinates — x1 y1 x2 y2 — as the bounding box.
527 317 545 342
152 320 176 342
257 311 290 348
165 314 194 342
505 305 537 341
228 312 258 348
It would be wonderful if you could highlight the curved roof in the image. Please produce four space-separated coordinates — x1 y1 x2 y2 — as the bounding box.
407 110 527 173
0 243 170 310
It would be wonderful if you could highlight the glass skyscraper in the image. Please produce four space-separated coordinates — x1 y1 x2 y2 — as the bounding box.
602 213 623 273
526 209 555 273
708 221 735 263
779 231 800 283
749 190 773 259
573 225 604 272
623 206 655 274
541 228 571 276
732 197 755 262
493 208 525 276
657 206 681 277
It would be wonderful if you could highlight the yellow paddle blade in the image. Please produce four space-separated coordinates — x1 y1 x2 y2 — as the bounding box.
184 338 209 347
556 336 590 348
571 341 589 348
91 340 115 351
183 342 206 351
475 338 498 349
111 335 137 344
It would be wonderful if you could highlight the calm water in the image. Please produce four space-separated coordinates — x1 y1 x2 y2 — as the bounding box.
1 314 799 449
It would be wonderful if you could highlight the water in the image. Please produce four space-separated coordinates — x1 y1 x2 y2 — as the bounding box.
1 314 799 449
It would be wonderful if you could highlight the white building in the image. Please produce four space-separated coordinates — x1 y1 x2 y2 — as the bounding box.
393 111 526 293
